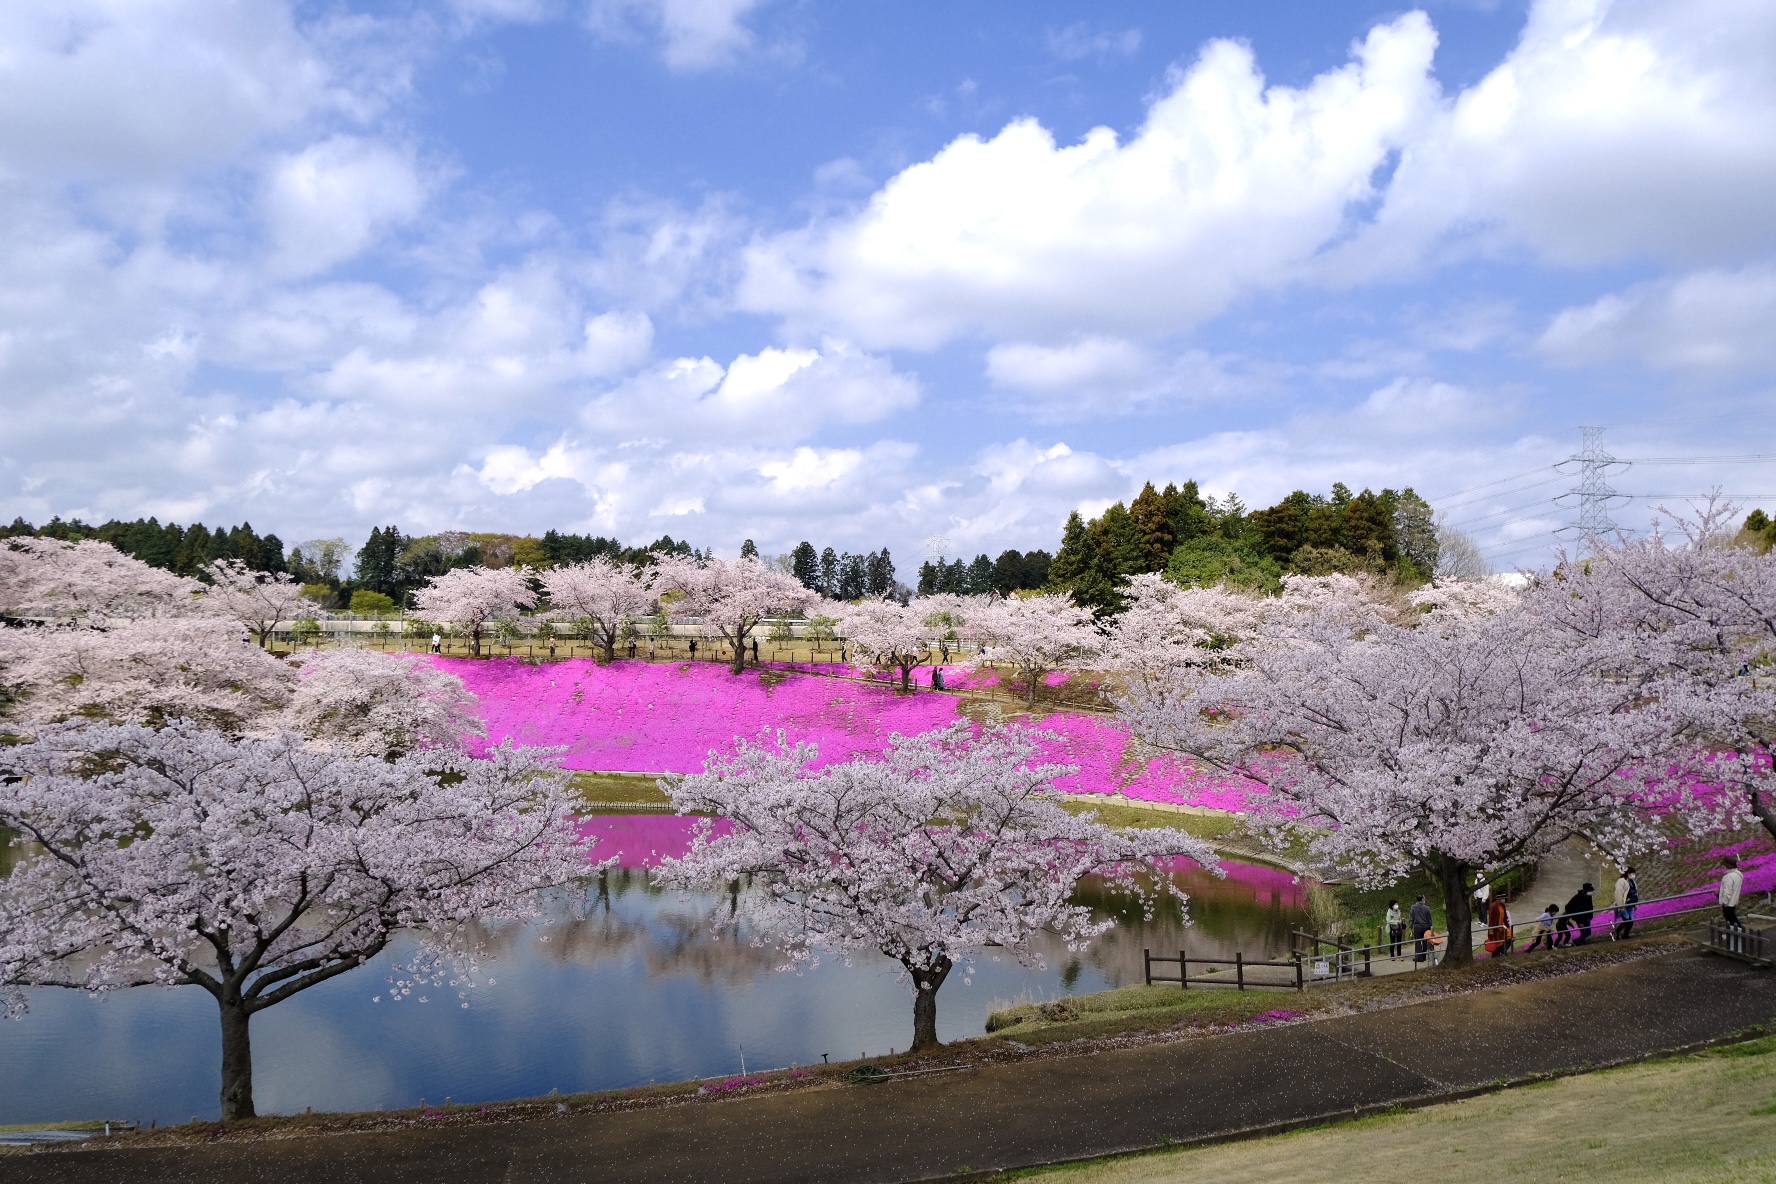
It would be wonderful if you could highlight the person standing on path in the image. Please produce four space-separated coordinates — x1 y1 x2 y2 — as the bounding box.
689 639 697 660
1486 897 1513 956
1385 900 1404 957
1409 895 1433 963
431 632 441 655
1614 867 1639 940
1565 883 1596 945
751 638 759 666
1720 854 1744 928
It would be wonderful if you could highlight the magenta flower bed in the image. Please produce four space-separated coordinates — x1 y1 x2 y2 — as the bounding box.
440 657 1266 811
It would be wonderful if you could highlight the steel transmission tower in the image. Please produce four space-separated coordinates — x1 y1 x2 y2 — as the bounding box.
1573 426 1621 548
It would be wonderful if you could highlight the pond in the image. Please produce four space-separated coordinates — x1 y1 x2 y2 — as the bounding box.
0 816 1306 1127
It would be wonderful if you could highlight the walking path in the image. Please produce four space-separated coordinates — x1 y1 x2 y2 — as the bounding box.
15 948 1775 1184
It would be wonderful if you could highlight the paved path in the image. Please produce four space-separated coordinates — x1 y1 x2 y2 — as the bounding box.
16 949 1775 1184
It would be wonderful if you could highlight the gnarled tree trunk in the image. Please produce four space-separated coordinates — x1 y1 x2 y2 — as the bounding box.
907 956 953 1052
218 994 255 1120
729 622 747 675
1433 856 1475 966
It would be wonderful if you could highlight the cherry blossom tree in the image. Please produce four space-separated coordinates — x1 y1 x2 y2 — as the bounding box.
1525 501 1776 840
1 537 202 622
0 722 597 1120
284 649 483 758
655 721 1215 1051
412 566 537 656
540 557 655 662
202 559 308 649
1115 575 1705 965
838 598 939 691
963 593 1101 705
0 618 294 733
653 555 818 674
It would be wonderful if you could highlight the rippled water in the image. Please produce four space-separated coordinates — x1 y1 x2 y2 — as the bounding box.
0 817 1305 1126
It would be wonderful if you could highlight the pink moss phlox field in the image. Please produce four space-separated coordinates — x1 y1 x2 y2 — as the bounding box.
439 657 1266 811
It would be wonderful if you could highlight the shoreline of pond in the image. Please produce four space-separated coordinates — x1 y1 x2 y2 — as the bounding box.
7 936 1689 1155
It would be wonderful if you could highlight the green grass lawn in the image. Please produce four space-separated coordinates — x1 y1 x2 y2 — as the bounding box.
1018 1033 1776 1183
569 771 672 807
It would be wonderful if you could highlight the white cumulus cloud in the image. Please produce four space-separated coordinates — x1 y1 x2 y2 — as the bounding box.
1539 264 1776 372
263 137 431 276
738 13 1440 348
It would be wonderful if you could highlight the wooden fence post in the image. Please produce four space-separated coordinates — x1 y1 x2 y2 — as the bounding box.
1236 951 1244 992
1143 948 1151 987
1179 947 1187 990
1295 954 1304 991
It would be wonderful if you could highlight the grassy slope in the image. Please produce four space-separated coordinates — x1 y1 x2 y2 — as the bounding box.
1020 1034 1776 1184
569 771 671 807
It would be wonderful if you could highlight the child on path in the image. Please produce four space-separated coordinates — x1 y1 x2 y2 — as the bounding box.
1385 900 1404 957
1524 904 1559 952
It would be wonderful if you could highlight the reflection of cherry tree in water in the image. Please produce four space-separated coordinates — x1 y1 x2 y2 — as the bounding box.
531 869 784 986
1063 867 1306 988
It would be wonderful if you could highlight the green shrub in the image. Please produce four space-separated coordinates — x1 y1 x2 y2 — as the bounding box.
349 590 396 614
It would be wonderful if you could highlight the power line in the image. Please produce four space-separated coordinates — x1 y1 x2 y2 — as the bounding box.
1447 497 1562 530
1424 464 1560 504
1621 454 1776 465
1437 474 1570 514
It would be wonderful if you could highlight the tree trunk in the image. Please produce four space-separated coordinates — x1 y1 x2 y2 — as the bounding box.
603 633 617 663
730 626 747 675
1752 788 1776 845
1026 666 1039 706
907 957 952 1052
218 996 255 1120
1433 857 1475 966
900 664 912 693
470 624 481 657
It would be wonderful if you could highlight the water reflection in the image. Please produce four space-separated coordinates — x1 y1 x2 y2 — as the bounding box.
0 818 1304 1127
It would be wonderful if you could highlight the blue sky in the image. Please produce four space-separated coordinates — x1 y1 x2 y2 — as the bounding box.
2 0 1774 572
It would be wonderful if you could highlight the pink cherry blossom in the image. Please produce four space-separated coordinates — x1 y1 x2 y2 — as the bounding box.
961 593 1100 705
413 566 538 655
540 557 656 662
653 720 1218 1051
202 559 308 648
1113 572 1711 965
285 648 485 757
0 723 597 1120
653 554 819 675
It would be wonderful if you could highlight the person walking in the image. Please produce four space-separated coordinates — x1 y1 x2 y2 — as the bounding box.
1720 854 1745 928
1565 883 1596 946
751 638 759 665
1524 904 1559 952
431 631 441 655
1613 867 1639 940
1409 895 1433 963
688 639 697 660
1485 897 1514 956
1385 900 1404 957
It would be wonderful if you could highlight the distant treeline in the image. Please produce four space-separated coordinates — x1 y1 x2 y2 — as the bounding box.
1048 480 1437 614
784 542 899 600
1 516 287 577
917 550 1052 597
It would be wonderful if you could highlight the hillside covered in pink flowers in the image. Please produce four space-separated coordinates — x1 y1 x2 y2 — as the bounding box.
438 657 1261 810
